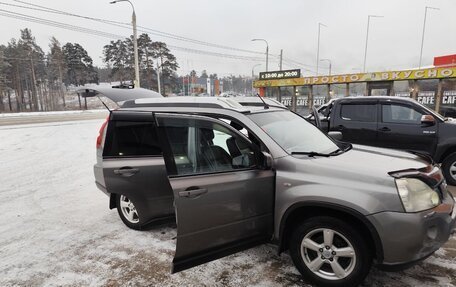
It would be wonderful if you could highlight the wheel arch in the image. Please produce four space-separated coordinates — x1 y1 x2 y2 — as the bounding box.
278 202 384 263
436 145 456 163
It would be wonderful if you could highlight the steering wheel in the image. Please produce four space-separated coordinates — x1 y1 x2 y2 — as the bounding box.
312 106 322 129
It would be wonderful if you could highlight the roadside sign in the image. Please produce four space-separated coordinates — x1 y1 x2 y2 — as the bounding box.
259 69 301 80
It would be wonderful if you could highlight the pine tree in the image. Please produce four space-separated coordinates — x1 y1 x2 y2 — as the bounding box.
47 37 66 109
63 43 98 86
18 28 45 111
103 39 133 84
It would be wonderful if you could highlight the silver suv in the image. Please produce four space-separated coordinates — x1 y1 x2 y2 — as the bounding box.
90 90 456 287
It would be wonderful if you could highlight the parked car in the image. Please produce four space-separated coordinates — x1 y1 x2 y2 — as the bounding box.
307 96 456 186
92 93 455 287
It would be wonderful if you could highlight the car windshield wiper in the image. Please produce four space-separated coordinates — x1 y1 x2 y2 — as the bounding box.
291 151 332 157
291 147 347 157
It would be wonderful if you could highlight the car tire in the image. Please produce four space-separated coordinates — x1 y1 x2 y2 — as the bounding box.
442 152 456 186
116 194 142 230
289 216 372 287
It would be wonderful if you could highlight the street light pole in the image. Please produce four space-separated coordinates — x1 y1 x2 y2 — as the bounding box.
320 59 332 76
251 39 269 71
110 0 140 88
363 15 383 73
316 22 327 76
419 6 439 69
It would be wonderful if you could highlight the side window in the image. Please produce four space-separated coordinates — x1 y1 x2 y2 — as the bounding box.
382 104 423 124
103 121 161 157
340 104 377 122
159 117 257 176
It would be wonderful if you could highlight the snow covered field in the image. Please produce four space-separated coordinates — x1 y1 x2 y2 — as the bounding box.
0 118 455 287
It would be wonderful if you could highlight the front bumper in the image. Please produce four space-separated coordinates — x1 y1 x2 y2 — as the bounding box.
367 194 456 270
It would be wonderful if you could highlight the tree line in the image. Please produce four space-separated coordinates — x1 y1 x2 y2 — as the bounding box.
0 28 179 112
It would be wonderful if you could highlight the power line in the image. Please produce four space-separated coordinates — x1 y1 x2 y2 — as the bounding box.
0 0 312 73
5 1 314 71
0 9 270 62
9 0 268 56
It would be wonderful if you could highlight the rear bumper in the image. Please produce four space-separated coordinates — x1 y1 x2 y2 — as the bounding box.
95 180 109 196
368 195 456 269
94 163 108 196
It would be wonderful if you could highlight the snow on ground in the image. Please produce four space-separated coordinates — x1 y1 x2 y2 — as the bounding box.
0 119 455 287
0 109 106 118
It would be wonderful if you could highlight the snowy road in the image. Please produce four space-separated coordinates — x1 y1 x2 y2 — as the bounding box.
1 118 455 287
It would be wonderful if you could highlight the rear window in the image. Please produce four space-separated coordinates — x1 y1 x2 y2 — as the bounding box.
340 104 377 122
103 121 161 157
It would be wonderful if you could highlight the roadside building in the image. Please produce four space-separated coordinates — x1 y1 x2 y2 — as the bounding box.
254 54 456 117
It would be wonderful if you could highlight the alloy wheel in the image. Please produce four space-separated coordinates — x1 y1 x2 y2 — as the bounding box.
300 228 356 280
119 195 139 223
449 161 456 181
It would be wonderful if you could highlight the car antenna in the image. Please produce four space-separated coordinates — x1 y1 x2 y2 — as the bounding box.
256 93 269 109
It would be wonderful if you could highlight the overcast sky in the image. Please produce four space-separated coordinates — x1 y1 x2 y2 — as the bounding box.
0 0 455 77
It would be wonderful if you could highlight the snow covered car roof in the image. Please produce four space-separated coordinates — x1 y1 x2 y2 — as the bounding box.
76 86 162 104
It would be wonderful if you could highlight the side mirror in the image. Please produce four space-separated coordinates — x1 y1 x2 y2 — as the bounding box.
421 115 436 127
328 131 343 141
232 153 255 168
261 152 273 170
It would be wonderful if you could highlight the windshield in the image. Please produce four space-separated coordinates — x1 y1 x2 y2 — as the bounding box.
248 110 339 154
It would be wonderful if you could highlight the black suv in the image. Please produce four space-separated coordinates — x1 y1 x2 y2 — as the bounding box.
309 96 456 185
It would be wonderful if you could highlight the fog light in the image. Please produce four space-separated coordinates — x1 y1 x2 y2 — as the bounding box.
426 226 437 240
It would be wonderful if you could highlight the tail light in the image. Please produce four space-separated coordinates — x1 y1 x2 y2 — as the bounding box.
96 116 109 149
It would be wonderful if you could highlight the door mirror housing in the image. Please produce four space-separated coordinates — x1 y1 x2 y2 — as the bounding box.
328 131 343 141
421 115 436 127
261 152 273 169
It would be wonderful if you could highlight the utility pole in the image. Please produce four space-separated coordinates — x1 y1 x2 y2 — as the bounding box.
316 22 327 76
279 49 283 70
419 6 439 69
132 9 140 87
156 64 161 95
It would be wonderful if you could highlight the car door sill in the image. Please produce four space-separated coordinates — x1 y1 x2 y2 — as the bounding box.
142 214 176 229
172 234 269 273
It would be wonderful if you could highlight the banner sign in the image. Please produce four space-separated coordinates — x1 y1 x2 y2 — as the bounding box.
442 91 456 105
254 67 456 88
259 69 300 80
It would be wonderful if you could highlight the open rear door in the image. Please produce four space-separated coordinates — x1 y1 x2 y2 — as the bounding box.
102 111 175 226
156 113 275 272
77 86 162 106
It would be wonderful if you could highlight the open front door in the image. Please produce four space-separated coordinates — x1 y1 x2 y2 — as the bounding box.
156 113 275 272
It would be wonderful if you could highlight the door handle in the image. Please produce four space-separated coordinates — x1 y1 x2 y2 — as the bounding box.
378 127 391 132
178 187 208 198
113 167 139 177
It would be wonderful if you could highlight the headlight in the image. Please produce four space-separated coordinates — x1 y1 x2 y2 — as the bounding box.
395 178 440 212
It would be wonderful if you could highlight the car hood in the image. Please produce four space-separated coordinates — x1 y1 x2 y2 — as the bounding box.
291 144 429 181
276 145 431 214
